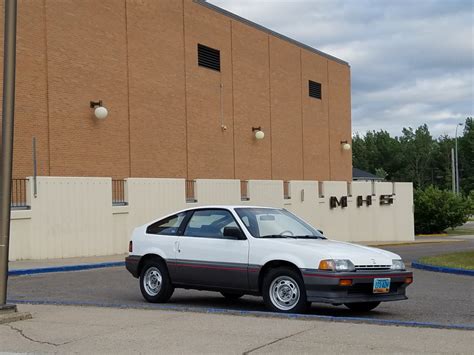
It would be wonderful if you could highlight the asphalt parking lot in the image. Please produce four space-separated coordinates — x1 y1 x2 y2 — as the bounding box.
7 238 474 328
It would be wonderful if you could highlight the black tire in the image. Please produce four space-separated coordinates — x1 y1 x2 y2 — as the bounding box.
262 267 308 313
220 292 244 300
139 260 174 303
344 301 381 312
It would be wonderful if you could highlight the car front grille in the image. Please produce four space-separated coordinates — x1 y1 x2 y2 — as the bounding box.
355 265 391 271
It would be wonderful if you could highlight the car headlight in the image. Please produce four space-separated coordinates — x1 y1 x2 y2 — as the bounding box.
391 259 405 270
319 259 355 272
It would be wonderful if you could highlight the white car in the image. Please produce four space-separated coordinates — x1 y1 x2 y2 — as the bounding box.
126 206 413 313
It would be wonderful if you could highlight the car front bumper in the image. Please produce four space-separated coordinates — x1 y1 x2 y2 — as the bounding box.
301 269 413 304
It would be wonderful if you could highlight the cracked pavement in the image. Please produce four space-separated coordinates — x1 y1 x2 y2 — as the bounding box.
6 324 68 347
0 304 472 354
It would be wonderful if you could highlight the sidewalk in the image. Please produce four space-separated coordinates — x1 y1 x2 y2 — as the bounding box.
0 304 472 354
9 237 466 272
9 254 127 271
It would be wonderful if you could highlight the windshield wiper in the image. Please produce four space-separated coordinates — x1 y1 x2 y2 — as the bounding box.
260 234 296 239
293 235 326 240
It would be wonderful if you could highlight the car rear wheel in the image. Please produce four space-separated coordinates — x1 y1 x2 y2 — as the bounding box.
344 301 381 312
139 261 174 303
220 292 244 300
262 267 308 313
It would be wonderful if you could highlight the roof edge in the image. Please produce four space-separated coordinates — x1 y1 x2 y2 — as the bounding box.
194 0 350 67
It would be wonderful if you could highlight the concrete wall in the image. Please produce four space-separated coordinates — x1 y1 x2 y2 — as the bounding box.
9 177 414 261
1 0 351 182
10 177 113 260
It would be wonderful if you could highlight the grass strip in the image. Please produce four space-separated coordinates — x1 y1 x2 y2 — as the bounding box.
419 251 474 270
445 228 474 236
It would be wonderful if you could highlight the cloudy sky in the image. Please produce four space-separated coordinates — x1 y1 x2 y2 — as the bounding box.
209 0 473 138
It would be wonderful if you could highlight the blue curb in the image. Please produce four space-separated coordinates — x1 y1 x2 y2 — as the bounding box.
8 261 125 276
411 261 474 276
7 299 474 331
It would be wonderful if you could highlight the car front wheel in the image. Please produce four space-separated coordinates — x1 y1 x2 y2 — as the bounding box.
139 261 174 303
262 267 308 313
344 301 381 312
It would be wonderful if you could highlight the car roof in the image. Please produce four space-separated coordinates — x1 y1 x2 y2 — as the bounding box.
142 205 283 227
181 205 281 211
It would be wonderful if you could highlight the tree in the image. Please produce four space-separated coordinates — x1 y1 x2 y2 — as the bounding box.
399 124 435 188
459 117 474 194
352 120 472 194
430 135 454 191
352 130 403 181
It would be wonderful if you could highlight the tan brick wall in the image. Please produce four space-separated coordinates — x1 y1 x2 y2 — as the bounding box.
0 0 352 182
269 36 304 181
184 0 235 179
0 0 50 178
127 0 187 178
45 0 130 178
301 49 331 181
328 61 352 180
231 20 272 180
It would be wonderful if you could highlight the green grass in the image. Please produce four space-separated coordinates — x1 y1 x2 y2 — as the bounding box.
419 251 474 270
445 228 474 236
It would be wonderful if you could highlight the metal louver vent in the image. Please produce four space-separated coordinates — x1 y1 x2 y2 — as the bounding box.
309 80 322 99
198 43 220 72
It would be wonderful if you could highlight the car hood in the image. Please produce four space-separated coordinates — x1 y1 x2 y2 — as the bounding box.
269 238 400 265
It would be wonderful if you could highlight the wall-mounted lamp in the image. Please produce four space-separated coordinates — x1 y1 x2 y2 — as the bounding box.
252 126 265 140
340 140 351 151
90 100 108 120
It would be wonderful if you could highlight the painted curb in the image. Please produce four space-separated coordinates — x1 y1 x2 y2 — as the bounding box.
9 261 125 276
411 261 474 276
7 299 474 331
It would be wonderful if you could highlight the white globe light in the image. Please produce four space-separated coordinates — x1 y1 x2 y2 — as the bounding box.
255 130 265 140
342 143 351 150
94 106 108 119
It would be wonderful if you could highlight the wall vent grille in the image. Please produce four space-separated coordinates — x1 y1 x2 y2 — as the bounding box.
309 80 322 99
198 43 221 71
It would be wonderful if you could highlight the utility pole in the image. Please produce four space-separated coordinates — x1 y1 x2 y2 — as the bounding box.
455 123 463 194
451 148 455 194
0 0 18 308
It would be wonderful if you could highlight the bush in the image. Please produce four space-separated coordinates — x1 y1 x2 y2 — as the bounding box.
468 190 474 216
414 186 471 234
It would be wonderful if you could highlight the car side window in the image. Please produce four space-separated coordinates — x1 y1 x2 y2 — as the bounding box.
184 209 237 238
146 213 186 236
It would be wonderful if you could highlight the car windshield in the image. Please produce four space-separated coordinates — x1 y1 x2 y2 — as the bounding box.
235 208 325 239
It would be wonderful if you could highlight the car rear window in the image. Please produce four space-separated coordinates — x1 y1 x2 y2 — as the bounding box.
146 213 186 236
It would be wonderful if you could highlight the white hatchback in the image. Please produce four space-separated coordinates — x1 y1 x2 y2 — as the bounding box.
126 206 413 313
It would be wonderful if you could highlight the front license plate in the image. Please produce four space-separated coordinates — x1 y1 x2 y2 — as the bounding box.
373 278 391 293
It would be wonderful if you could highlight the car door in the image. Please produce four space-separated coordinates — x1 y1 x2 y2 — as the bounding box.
175 208 250 290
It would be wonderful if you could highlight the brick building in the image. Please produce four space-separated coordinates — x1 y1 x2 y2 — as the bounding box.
0 0 351 181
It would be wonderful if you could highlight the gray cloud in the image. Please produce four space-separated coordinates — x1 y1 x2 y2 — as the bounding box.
209 0 473 137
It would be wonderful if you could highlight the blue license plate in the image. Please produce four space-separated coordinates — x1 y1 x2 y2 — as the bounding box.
373 278 391 293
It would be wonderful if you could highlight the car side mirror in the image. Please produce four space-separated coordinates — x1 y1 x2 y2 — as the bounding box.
223 227 245 240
